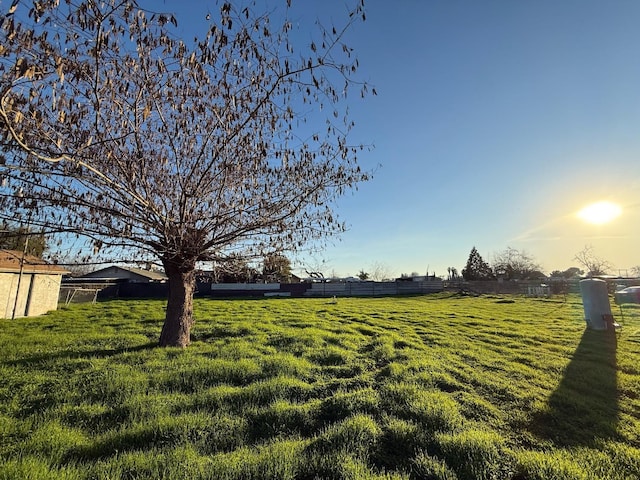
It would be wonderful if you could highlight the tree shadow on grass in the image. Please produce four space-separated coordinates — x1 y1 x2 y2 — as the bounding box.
529 328 619 447
4 342 157 367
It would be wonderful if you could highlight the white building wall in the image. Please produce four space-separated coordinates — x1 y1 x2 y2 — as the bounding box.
27 274 62 317
0 272 62 319
0 273 16 318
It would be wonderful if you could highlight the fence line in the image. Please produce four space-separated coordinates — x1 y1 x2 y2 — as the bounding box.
304 280 444 297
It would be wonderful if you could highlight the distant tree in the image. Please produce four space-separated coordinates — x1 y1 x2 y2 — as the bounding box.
302 256 331 281
447 267 459 281
461 247 494 281
0 222 46 257
357 270 369 280
369 261 392 281
569 267 585 278
262 254 292 282
491 247 542 280
218 255 257 283
550 267 583 279
527 270 547 280
573 245 612 277
0 0 370 347
631 266 640 278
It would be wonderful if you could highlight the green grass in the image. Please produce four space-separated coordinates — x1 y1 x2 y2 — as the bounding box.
0 294 639 479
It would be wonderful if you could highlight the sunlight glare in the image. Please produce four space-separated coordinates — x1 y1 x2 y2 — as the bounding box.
577 201 622 225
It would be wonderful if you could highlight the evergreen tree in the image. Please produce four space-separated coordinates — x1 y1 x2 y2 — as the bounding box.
357 270 369 280
461 247 494 280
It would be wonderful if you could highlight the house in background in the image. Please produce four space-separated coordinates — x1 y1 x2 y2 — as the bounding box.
80 265 167 283
0 249 69 319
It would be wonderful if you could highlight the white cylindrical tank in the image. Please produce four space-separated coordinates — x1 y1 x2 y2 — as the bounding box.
579 278 612 330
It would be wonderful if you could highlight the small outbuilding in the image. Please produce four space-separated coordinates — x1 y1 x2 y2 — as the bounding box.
0 249 69 319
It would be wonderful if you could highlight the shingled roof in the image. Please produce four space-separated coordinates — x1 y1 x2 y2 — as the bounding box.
0 250 69 275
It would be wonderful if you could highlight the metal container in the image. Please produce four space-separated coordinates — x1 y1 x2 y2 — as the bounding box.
579 278 612 330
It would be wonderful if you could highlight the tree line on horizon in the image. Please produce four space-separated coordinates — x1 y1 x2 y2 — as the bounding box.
3 222 635 283
456 245 632 281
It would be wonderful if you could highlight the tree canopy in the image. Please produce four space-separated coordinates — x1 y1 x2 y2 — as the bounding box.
0 222 47 257
550 267 583 279
0 0 371 346
262 253 292 282
491 247 542 280
357 269 369 280
461 247 494 281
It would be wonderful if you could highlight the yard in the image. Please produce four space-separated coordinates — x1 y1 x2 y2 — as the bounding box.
0 294 639 479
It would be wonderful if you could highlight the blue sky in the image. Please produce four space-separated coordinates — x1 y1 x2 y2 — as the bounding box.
164 1 640 278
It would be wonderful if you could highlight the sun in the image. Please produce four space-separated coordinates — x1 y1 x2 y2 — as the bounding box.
577 201 622 225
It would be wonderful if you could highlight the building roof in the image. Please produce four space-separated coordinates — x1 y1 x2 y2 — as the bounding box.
0 250 69 275
119 266 167 281
81 265 167 282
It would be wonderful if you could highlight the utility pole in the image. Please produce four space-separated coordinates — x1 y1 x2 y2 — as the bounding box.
11 228 29 320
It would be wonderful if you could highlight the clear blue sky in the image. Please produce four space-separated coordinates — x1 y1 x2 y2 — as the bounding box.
162 0 640 278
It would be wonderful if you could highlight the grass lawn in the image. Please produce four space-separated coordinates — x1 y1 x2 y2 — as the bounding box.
0 293 639 479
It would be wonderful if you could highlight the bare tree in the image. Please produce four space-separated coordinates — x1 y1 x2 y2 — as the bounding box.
300 254 331 281
0 0 371 346
368 261 392 281
574 245 612 277
491 247 542 280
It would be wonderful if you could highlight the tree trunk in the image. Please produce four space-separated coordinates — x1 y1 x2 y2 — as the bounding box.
159 259 196 347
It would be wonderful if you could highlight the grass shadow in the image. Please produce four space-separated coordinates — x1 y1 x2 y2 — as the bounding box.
529 327 619 446
4 342 158 367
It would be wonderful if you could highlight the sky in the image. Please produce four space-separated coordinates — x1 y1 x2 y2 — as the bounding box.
162 0 640 279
